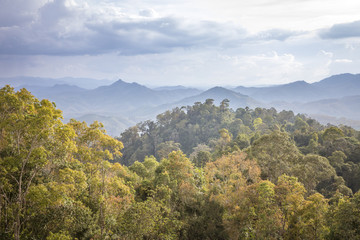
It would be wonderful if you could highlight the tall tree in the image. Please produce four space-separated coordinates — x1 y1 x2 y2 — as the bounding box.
0 86 74 240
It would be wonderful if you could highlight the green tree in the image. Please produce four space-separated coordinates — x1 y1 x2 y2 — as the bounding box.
68 119 124 238
328 192 360 239
301 193 329 239
0 86 75 240
249 131 301 182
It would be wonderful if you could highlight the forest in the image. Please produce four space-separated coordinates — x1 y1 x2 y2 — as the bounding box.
1 85 360 240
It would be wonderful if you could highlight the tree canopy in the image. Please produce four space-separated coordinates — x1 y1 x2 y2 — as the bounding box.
1 86 360 239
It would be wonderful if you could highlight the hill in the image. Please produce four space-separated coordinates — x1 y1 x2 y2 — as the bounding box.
233 73 360 102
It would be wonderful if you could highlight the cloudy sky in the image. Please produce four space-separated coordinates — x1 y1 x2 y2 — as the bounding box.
1 0 360 87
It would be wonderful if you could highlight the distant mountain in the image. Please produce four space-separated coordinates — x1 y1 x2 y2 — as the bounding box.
312 73 360 98
233 73 360 103
18 84 86 97
138 87 262 119
296 95 360 120
81 80 202 113
5 79 203 135
72 114 136 137
153 85 193 91
182 87 261 109
85 80 164 112
1 73 360 134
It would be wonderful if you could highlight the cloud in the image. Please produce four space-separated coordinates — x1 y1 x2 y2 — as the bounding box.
38 0 74 27
334 59 352 63
139 9 158 18
320 20 360 39
252 29 302 41
0 0 47 27
0 0 305 57
0 0 249 56
320 50 333 58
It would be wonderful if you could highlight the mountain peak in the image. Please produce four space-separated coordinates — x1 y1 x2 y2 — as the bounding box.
206 86 231 92
110 79 127 86
292 80 307 85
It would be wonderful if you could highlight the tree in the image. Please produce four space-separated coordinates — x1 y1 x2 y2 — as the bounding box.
205 152 261 239
294 154 337 194
328 192 360 239
301 193 329 239
275 175 306 239
249 131 301 182
156 141 181 160
0 86 75 240
120 198 180 239
68 119 123 238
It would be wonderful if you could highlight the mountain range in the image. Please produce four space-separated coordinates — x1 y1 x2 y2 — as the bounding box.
233 73 360 102
1 73 359 135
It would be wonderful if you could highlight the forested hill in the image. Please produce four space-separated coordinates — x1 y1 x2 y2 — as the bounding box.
119 98 360 194
1 85 360 240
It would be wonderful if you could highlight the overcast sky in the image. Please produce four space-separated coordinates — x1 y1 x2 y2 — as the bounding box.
1 0 360 87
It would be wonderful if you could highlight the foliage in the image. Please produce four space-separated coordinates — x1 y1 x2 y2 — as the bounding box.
1 86 360 239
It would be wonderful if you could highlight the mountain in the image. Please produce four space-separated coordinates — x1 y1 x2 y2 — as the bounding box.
5 78 203 135
81 79 202 113
137 87 262 119
18 84 86 97
153 85 193 91
1 73 360 134
296 95 360 120
233 73 360 103
182 87 261 109
84 80 165 112
312 73 360 98
72 114 136 137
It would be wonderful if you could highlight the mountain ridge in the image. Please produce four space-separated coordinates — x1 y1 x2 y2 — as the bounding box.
2 73 359 135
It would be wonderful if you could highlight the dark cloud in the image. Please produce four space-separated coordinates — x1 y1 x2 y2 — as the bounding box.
0 0 43 27
84 18 240 55
0 0 304 57
320 20 360 39
0 0 248 57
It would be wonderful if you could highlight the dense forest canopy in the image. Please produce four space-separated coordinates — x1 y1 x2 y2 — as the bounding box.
1 85 360 239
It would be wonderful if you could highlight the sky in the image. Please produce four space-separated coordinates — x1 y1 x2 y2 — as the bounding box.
0 0 360 87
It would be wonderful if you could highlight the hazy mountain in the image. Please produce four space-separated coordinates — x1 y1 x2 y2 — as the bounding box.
312 73 360 98
6 78 203 135
82 79 202 112
18 84 86 97
72 114 136 137
306 114 360 130
296 95 360 120
233 73 360 103
84 80 164 112
2 73 360 134
136 87 262 119
153 85 195 91
183 87 261 109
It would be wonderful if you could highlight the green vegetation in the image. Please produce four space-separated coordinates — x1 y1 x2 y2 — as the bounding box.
1 86 360 239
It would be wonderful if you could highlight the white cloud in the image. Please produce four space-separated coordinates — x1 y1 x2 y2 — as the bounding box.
320 50 334 58
335 59 353 63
